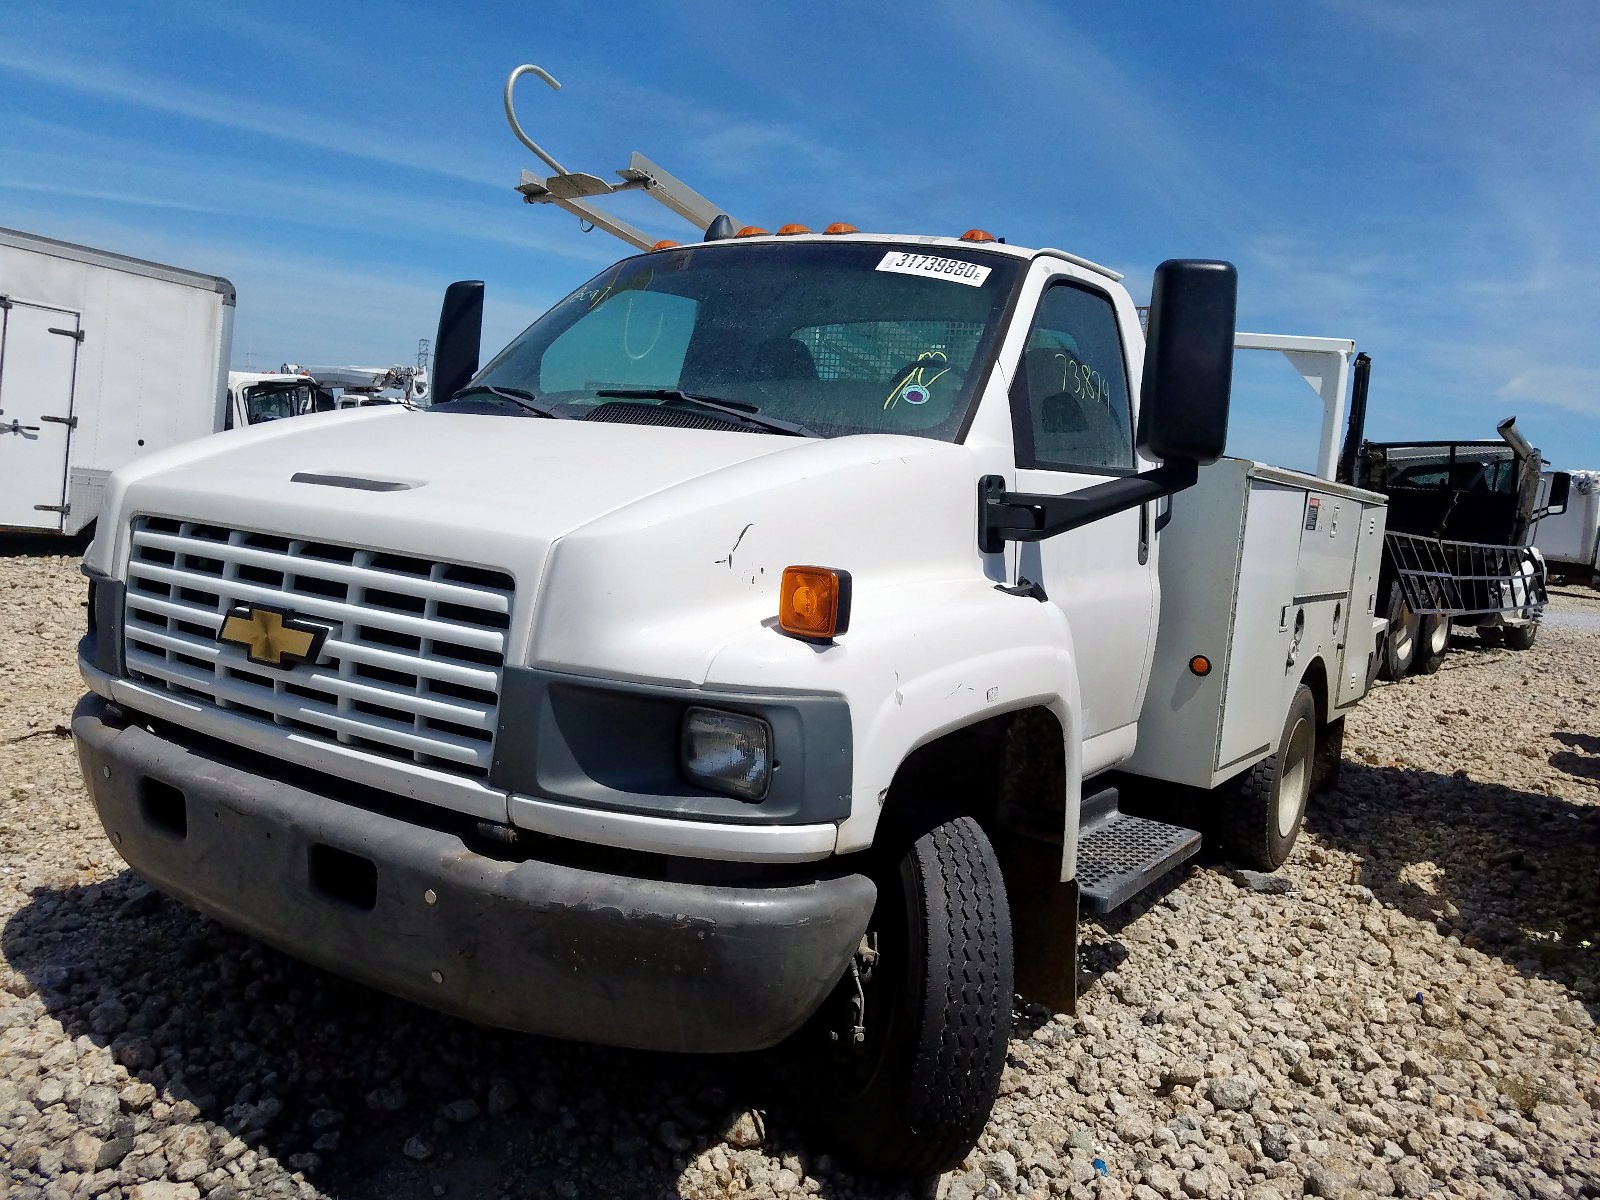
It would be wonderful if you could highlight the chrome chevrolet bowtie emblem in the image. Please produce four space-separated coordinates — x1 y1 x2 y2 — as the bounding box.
217 605 330 670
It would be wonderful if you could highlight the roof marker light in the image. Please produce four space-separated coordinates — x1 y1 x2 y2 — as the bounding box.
823 222 859 235
734 225 770 238
651 239 680 250
960 228 997 243
776 223 812 235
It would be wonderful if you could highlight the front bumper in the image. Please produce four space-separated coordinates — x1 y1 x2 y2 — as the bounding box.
73 694 876 1053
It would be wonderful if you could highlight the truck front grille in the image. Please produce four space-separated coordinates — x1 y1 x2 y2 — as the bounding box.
122 517 514 780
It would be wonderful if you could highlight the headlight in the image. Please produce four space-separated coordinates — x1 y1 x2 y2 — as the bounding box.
681 708 772 801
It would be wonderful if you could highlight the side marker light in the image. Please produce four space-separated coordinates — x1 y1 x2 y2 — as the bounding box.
779 566 852 641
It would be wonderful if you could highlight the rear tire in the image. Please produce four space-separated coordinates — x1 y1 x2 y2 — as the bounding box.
1503 620 1539 651
804 813 1014 1179
1220 685 1316 871
1414 614 1450 675
1378 582 1418 681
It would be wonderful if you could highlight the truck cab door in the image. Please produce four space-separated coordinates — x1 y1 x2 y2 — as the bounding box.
1007 273 1157 772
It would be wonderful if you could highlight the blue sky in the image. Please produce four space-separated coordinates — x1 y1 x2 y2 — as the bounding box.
3 0 1596 471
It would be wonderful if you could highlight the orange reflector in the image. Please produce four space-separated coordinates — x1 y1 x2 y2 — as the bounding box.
960 228 997 242
823 222 859 234
1188 655 1212 677
650 239 680 250
734 225 769 238
779 566 852 641
776 223 812 235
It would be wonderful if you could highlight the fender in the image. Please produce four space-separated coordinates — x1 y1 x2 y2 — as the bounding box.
706 577 1086 873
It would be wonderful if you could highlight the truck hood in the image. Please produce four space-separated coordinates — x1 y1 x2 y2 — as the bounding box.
95 408 984 678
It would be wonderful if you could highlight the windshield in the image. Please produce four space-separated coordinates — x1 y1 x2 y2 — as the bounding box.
1382 446 1518 495
245 383 313 424
458 241 1020 440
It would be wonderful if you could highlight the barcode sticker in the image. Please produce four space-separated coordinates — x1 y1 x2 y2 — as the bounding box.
875 251 992 287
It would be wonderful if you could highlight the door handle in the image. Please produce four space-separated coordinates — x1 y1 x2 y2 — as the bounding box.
47 327 85 342
39 414 78 428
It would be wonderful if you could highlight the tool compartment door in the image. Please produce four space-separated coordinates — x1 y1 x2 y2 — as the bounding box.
0 300 81 531
1216 480 1302 771
1337 501 1386 706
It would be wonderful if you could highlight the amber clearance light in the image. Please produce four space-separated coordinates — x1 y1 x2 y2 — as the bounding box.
779 566 852 641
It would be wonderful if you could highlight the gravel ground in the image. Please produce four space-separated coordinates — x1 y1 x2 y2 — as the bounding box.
1 550 1597 1200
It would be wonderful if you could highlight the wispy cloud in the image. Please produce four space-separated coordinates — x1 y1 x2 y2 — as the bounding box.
0 44 503 189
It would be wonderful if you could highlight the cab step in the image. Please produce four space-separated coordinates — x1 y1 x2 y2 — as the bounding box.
1077 787 1201 914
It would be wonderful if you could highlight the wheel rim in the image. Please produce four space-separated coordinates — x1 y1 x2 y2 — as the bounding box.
1277 716 1313 839
1393 606 1418 661
817 863 911 1098
1428 619 1449 654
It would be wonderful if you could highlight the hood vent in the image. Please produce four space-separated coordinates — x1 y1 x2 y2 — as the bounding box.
291 472 417 492
582 402 752 433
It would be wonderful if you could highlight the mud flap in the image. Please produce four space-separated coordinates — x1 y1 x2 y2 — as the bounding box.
1312 716 1345 794
992 828 1080 1016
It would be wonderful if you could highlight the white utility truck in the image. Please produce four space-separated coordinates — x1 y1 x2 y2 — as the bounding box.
1537 469 1600 586
0 227 235 535
71 69 1388 1179
225 371 327 429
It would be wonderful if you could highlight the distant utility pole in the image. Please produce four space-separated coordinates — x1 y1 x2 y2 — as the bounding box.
417 338 432 374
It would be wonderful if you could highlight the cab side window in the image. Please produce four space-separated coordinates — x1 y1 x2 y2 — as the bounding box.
1012 282 1134 471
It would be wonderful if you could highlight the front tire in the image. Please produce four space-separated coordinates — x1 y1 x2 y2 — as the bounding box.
804 813 1014 1179
1503 620 1539 651
1220 685 1317 871
1379 582 1419 681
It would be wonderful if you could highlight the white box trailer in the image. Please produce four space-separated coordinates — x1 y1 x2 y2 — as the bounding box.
1537 469 1600 584
0 227 234 535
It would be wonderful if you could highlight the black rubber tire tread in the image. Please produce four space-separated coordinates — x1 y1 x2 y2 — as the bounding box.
1378 581 1417 681
814 814 1014 1179
1414 614 1449 675
1219 685 1316 871
1503 620 1539 651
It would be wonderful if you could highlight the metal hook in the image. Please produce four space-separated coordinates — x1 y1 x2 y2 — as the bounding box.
504 64 568 176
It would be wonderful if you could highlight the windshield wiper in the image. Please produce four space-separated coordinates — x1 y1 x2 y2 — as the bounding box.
447 384 563 418
595 388 819 438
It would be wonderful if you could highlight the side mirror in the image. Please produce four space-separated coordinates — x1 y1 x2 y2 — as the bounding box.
1137 259 1236 465
433 280 485 403
1547 471 1572 517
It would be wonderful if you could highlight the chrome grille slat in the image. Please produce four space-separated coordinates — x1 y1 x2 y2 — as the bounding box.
121 625 496 730
125 651 492 767
123 517 513 781
124 560 506 652
129 528 511 612
123 597 499 689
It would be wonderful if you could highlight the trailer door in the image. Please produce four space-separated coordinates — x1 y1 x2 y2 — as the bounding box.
0 300 81 532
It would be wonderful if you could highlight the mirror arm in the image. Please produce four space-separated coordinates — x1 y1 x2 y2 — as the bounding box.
978 460 1200 554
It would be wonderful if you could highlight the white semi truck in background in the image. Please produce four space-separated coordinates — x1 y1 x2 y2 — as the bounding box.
0 227 235 536
1537 469 1600 587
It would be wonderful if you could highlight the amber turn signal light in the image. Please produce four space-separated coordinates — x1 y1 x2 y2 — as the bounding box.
779 566 852 641
1188 654 1212 677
